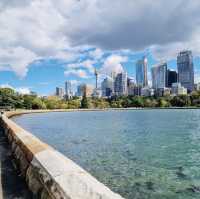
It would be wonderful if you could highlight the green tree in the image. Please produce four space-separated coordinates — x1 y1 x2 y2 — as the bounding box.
31 98 46 109
81 93 89 108
157 98 170 107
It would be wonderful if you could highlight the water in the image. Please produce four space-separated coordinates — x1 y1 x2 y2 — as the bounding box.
13 110 200 199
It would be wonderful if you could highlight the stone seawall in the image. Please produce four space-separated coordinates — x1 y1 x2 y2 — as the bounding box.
0 111 124 199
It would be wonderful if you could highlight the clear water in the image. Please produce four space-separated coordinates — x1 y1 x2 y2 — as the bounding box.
13 110 200 199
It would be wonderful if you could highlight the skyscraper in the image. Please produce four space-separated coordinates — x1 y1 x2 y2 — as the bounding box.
101 77 114 97
177 50 194 92
151 63 167 90
65 81 73 99
114 72 128 96
56 87 64 98
167 70 178 88
77 84 93 97
136 56 148 87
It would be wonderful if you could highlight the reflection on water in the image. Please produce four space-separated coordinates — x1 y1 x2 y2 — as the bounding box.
13 110 200 199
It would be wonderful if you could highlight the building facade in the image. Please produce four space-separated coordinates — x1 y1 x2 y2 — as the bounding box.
136 57 148 87
151 63 167 90
56 87 64 98
127 78 135 96
171 83 187 95
167 70 178 88
177 50 194 92
77 84 93 97
141 87 154 97
114 72 128 96
65 81 73 99
101 77 114 97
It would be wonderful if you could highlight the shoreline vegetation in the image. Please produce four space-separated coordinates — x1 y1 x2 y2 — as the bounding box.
1 88 200 111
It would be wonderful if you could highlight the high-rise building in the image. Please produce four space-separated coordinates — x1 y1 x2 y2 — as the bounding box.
65 81 73 99
114 72 128 96
56 87 64 98
136 56 148 87
177 50 194 92
101 77 114 97
76 84 93 97
167 70 178 88
151 63 167 90
127 78 135 96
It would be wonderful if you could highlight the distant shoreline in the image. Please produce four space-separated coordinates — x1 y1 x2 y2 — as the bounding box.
5 107 200 119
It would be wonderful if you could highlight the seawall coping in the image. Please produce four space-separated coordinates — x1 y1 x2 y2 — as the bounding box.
1 111 125 199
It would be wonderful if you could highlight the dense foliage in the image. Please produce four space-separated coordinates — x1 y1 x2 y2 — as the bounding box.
1 88 200 110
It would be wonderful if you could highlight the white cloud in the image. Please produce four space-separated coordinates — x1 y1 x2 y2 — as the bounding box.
64 69 89 79
88 48 103 60
16 87 31 94
0 47 37 78
1 0 200 78
100 55 127 75
67 59 95 74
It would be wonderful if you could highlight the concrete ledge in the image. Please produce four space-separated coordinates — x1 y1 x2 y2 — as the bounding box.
0 111 124 199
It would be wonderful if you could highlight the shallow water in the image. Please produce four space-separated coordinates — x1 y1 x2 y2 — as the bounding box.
13 110 200 199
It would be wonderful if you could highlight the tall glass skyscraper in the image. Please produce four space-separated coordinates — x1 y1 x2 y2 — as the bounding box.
136 56 148 87
151 63 167 90
114 72 128 96
65 81 73 99
177 50 194 92
167 70 178 88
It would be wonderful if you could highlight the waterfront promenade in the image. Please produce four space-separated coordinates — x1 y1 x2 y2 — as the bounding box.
0 129 32 199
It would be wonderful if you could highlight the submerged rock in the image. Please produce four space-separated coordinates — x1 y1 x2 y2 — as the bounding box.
145 181 154 191
187 185 200 193
176 166 187 179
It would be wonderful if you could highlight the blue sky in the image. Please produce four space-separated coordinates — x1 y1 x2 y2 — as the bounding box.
0 0 200 95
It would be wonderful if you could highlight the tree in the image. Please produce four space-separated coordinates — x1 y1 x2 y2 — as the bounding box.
157 98 170 107
32 98 46 109
81 92 89 108
170 95 191 107
0 88 18 108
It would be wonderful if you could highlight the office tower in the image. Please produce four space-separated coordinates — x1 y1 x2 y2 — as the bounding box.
56 87 64 98
136 56 148 87
177 50 194 92
167 70 178 87
127 78 136 96
151 62 167 90
114 72 128 96
77 84 93 97
65 81 73 99
101 77 114 97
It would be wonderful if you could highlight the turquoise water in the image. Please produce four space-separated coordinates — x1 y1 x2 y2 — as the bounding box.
13 110 200 199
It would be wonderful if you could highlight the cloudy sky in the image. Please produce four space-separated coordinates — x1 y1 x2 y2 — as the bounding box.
0 0 200 95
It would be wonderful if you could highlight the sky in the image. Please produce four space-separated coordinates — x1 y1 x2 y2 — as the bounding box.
0 0 200 95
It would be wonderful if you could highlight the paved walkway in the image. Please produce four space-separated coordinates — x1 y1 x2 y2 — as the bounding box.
0 129 33 199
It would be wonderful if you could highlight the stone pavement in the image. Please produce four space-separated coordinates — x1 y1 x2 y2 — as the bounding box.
0 129 32 199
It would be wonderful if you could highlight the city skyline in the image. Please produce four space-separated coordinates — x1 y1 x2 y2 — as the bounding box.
54 50 196 99
1 1 200 95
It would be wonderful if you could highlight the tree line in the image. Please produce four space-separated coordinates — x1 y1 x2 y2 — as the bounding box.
1 88 200 110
